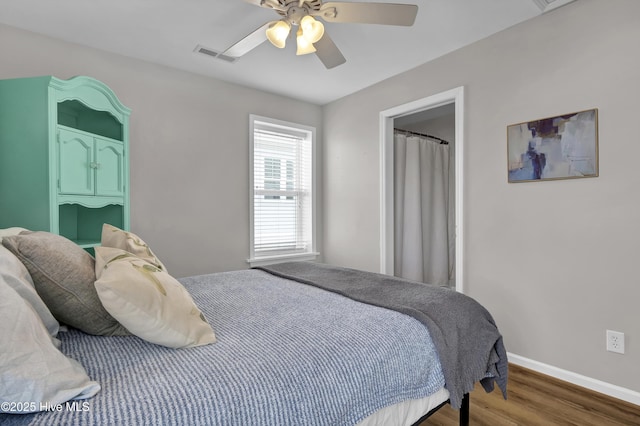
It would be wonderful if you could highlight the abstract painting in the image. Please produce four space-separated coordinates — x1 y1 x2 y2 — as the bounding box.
507 109 598 182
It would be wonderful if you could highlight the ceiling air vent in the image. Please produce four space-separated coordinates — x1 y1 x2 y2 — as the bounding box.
530 0 576 12
194 45 239 64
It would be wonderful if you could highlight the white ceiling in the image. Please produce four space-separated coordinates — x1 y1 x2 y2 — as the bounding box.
0 0 574 105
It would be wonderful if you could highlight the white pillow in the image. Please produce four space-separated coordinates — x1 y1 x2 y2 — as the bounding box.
0 278 100 413
94 247 216 349
0 244 59 337
0 227 28 243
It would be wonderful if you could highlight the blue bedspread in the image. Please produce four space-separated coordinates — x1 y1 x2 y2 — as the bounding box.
258 261 508 409
2 270 445 426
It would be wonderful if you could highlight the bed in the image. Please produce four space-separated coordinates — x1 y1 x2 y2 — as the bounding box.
0 227 507 426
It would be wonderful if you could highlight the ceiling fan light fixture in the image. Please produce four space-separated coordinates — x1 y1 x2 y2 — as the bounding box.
223 0 418 69
296 27 317 55
266 20 291 49
300 15 324 44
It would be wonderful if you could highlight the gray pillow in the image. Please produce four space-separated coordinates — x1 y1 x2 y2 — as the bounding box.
2 231 129 336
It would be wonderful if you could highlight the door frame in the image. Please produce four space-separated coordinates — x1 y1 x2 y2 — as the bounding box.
379 86 465 293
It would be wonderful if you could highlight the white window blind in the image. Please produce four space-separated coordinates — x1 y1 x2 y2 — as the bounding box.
249 116 316 264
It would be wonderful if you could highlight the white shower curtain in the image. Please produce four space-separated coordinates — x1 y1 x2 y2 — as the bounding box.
394 132 455 287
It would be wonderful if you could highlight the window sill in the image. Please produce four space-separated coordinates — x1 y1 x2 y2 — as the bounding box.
247 252 320 268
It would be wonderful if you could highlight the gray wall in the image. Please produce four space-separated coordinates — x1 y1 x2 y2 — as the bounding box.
0 23 323 278
323 0 640 392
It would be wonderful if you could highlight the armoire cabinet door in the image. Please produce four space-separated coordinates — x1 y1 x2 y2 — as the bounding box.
58 127 94 195
95 138 124 197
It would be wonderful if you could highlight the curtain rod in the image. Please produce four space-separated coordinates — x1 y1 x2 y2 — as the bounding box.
394 128 449 145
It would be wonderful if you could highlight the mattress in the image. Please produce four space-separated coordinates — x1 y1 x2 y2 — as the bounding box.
358 388 450 426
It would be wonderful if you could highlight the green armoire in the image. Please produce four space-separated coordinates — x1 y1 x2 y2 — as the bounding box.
0 75 131 248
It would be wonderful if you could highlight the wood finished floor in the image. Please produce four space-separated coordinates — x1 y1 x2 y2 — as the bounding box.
419 364 640 426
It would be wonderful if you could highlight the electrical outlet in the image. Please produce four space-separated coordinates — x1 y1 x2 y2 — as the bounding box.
606 330 625 354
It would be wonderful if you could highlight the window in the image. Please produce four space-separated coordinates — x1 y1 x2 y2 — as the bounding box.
249 115 317 266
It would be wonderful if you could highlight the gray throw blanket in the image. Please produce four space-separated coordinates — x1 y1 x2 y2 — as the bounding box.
256 261 508 409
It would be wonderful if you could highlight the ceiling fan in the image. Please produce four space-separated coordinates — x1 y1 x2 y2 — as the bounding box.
221 0 419 69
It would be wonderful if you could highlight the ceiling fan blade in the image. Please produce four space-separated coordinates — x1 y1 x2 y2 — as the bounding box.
314 33 346 69
315 2 418 26
222 22 270 58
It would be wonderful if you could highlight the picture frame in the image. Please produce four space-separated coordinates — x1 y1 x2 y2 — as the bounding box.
507 108 598 183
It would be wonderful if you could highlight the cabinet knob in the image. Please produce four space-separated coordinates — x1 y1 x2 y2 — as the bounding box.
90 162 101 169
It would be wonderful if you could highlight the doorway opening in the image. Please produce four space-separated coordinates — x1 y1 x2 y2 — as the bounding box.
379 86 465 293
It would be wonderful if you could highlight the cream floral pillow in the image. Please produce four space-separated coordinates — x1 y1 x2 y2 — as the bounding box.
94 247 216 349
100 224 167 272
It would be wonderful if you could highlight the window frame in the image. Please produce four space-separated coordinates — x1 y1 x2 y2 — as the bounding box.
248 114 318 267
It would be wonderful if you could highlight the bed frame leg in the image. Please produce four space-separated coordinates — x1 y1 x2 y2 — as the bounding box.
459 393 469 426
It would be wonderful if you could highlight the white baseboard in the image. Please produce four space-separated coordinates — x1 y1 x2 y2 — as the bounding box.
507 352 640 406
